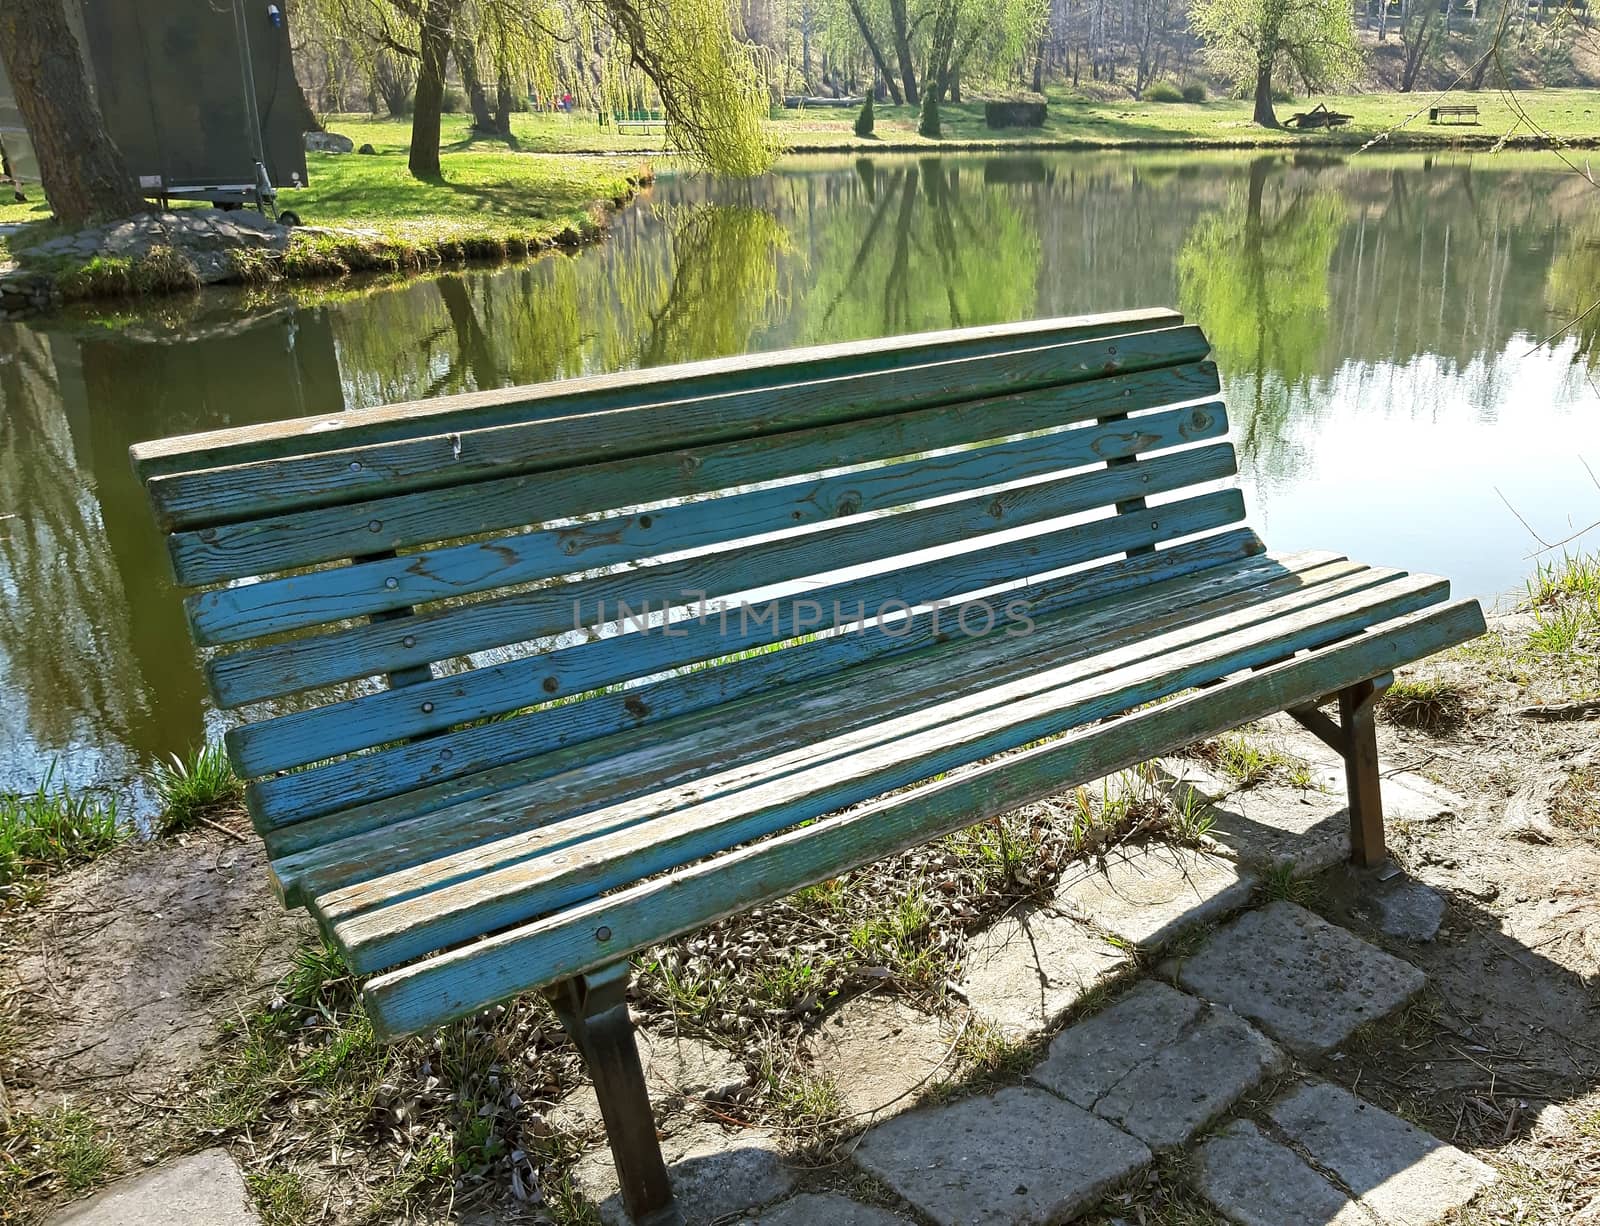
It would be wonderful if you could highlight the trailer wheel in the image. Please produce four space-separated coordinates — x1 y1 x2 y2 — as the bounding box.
277 210 302 228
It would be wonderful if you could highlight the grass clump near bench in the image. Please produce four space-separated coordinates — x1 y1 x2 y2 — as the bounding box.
131 308 1485 1221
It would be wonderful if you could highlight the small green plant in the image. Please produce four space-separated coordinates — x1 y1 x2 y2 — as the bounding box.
1 1105 118 1215
1144 81 1183 102
1258 861 1319 906
246 1169 317 1226
0 767 124 891
760 1056 845 1141
1528 604 1588 655
1380 676 1468 731
151 742 244 833
854 93 875 137
848 887 947 990
1525 551 1600 609
918 92 941 138
1166 787 1215 843
1181 82 1207 102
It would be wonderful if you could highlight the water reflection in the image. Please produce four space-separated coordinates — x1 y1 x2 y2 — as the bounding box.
3 150 1600 799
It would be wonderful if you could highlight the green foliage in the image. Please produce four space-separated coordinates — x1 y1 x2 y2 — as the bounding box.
1178 163 1344 462
1189 0 1363 113
1 1106 118 1215
855 93 876 136
1380 676 1468 731
0 767 124 893
1145 81 1185 102
151 742 244 834
1182 82 1208 102
919 90 941 137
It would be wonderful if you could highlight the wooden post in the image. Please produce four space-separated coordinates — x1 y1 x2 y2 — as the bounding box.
1337 674 1392 867
546 963 672 1222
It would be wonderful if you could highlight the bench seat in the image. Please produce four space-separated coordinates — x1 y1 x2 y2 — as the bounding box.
132 309 1485 1220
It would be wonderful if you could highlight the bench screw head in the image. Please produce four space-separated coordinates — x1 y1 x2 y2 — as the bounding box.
349 461 361 472
421 701 434 713
385 577 399 590
403 635 417 648
596 926 613 942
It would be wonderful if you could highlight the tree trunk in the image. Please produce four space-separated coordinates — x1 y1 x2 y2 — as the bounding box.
455 37 495 132
1252 57 1279 127
0 0 144 226
494 72 515 138
845 0 904 104
888 0 920 104
409 1 456 179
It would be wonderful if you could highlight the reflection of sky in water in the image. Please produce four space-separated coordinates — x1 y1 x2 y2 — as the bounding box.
1239 334 1600 610
3 149 1600 804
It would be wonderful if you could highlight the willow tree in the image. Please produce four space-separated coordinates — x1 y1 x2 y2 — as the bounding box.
1188 0 1361 126
304 0 777 177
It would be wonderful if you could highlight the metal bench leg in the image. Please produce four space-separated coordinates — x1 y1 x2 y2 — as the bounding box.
1287 673 1393 868
547 963 672 1222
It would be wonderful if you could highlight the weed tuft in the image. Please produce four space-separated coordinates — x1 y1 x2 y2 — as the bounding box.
0 1105 118 1215
151 742 244 834
0 767 124 895
1380 675 1468 731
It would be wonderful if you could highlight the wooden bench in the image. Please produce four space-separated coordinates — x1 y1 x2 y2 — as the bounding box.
1430 104 1479 125
131 310 1485 1222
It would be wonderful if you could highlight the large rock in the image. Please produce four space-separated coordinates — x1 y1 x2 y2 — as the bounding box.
304 131 355 153
1269 1081 1497 1225
805 993 953 1122
47 1149 259 1226
1173 901 1425 1055
21 210 288 286
853 1086 1150 1226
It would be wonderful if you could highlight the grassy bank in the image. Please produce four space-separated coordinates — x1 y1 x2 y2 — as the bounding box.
309 86 1600 158
0 143 649 302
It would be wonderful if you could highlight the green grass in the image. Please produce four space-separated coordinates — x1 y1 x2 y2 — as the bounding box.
0 767 124 896
150 743 244 834
1380 675 1469 731
1 1105 118 1218
1191 732 1307 788
323 89 1600 158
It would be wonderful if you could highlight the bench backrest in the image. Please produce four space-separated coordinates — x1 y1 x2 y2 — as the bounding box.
131 309 1248 864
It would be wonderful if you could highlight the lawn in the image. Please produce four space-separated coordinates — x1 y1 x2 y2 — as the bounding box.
316 86 1600 159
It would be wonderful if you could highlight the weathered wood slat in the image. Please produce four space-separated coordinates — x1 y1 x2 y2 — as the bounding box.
207 443 1239 707
133 310 1183 481
142 322 1208 530
275 552 1361 905
325 568 1449 971
187 402 1230 646
360 597 1488 1036
243 494 1249 828
168 363 1223 587
236 523 1263 795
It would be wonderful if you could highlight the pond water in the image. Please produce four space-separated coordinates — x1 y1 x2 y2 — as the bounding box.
4 148 1600 804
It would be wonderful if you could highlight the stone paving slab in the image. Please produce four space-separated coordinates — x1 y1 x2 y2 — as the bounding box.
1031 981 1284 1150
739 1192 911 1224
958 904 1128 1038
1190 1120 1369 1226
806 993 954 1121
1054 844 1257 951
552 1025 744 1136
1192 784 1352 877
574 1124 796 1225
48 1150 259 1226
1269 1081 1497 1226
1173 901 1426 1055
853 1086 1151 1226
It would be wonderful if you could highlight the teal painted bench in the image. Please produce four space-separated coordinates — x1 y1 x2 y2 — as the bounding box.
131 309 1485 1221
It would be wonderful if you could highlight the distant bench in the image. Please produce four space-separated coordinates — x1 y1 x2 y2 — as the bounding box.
612 109 665 134
1430 104 1479 125
131 310 1486 1222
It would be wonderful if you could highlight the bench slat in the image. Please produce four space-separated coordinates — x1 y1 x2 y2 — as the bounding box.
353 593 1485 1009
132 310 1182 481
275 550 1354 905
168 362 1221 587
207 443 1239 707
322 565 1431 967
246 513 1258 834
187 402 1229 646
141 322 1207 530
